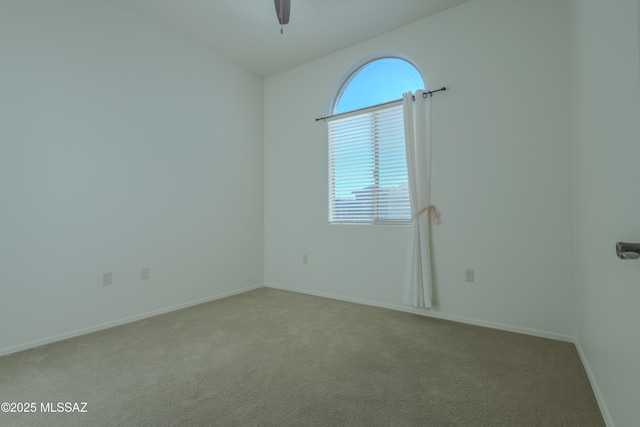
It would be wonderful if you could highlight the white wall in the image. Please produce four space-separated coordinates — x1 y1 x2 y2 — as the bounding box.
571 0 640 425
264 0 574 339
0 0 264 354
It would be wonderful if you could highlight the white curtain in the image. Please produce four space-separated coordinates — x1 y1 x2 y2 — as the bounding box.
403 90 436 308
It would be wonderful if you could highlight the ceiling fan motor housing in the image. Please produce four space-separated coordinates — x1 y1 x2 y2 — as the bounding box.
275 0 290 25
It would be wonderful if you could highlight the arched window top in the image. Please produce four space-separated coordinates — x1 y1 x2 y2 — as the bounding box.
332 56 425 114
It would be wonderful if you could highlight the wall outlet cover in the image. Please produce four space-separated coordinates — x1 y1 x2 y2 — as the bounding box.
102 272 112 286
465 269 475 283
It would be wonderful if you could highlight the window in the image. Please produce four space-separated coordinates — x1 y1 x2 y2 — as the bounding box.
328 57 425 224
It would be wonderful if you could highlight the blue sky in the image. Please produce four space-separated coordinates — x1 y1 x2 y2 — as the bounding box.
335 58 425 114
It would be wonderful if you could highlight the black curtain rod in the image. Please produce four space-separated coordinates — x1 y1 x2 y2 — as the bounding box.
315 87 447 122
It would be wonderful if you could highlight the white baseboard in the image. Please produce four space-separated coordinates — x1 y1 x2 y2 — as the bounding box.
0 283 263 357
575 340 615 427
264 283 574 342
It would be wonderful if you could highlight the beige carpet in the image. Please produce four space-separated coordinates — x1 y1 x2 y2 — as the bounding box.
0 287 604 426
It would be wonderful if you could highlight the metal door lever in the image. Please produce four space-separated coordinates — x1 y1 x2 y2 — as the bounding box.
616 242 640 260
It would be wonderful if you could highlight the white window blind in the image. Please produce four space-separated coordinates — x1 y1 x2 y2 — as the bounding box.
328 102 411 224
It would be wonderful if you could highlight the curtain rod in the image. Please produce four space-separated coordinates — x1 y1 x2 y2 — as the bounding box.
315 87 447 122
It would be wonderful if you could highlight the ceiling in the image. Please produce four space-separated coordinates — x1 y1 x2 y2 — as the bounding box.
118 0 471 77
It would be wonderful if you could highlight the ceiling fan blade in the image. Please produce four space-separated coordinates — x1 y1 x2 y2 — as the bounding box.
274 0 290 25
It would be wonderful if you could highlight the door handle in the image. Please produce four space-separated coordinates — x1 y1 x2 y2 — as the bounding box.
616 242 640 260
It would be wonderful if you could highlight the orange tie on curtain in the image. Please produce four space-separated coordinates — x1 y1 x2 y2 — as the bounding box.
411 204 440 224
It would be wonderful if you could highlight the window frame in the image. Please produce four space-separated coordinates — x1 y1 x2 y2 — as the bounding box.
327 55 425 226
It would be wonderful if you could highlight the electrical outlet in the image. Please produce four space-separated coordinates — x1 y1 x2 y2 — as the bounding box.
465 269 475 283
141 267 149 280
103 272 112 286
302 254 308 264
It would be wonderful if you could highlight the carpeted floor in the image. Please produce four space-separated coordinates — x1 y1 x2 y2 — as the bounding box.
0 287 604 426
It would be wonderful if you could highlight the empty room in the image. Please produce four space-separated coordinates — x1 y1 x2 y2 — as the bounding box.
1 0 638 425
